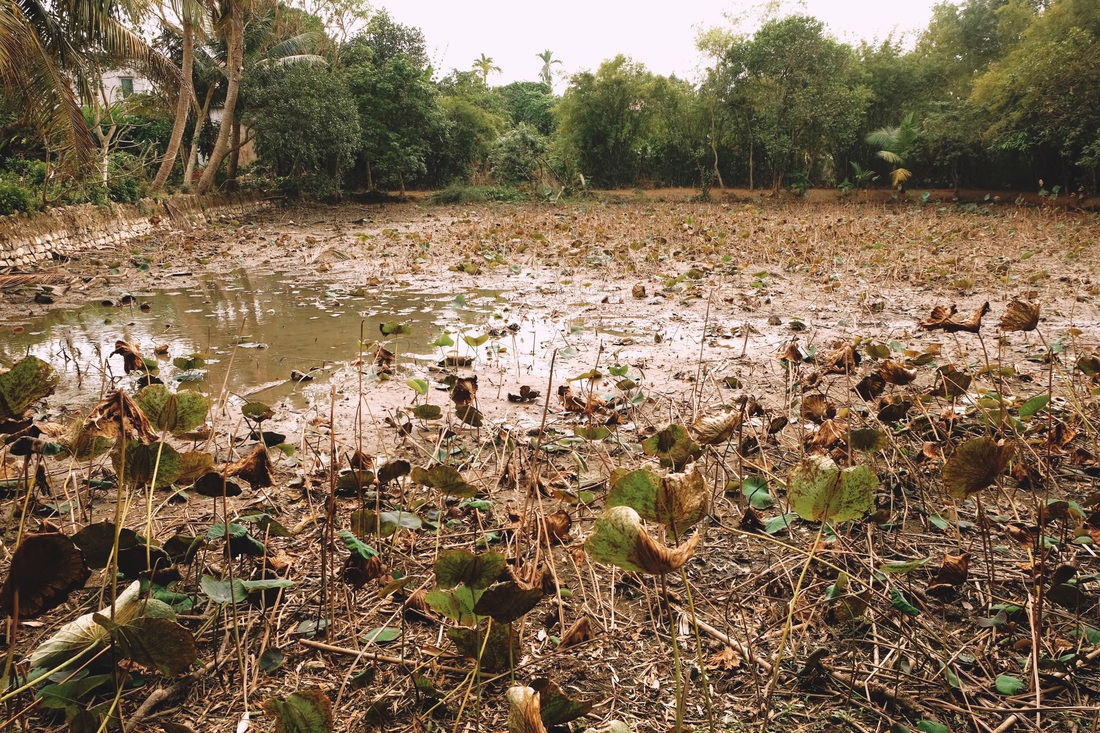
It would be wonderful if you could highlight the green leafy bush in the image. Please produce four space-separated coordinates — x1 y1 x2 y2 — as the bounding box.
0 180 33 215
427 185 525 205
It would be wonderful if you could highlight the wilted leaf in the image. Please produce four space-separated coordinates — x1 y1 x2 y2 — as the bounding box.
0 356 59 419
241 401 274 422
880 360 917 385
435 549 505 589
530 677 595 726
425 585 482 625
0 533 90 618
114 441 181 488
800 394 835 423
474 581 544 622
999 300 1039 332
377 459 411 485
847 427 889 453
584 505 701 575
506 686 548 733
451 376 478 406
412 464 478 497
692 411 741 445
641 424 701 470
447 621 517 671
136 385 209 435
111 340 146 374
943 436 1014 499
226 444 275 490
932 552 970 587
879 557 931 574
456 405 484 427
263 689 333 733
193 471 242 498
787 455 878 523
380 322 411 336
92 614 197 676
919 302 989 333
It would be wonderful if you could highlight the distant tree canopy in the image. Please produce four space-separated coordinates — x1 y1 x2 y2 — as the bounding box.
2 0 1098 202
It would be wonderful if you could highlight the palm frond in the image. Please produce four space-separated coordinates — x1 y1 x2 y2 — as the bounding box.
875 150 904 165
265 31 322 61
890 167 912 188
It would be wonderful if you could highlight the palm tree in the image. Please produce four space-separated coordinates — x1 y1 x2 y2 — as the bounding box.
0 0 173 171
536 48 560 87
194 0 243 193
866 112 920 190
472 53 500 84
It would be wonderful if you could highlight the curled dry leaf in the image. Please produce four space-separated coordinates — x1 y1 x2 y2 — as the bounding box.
880 360 917 385
506 687 548 733
935 552 970 587
800 394 835 423
584 505 702 575
853 372 886 400
0 533 90 618
542 509 572 542
999 299 1040 332
83 390 158 443
692 410 742 445
111 340 145 373
820 341 860 375
559 616 592 648
943 436 1014 499
226 444 276 490
919 302 990 333
451 376 478 407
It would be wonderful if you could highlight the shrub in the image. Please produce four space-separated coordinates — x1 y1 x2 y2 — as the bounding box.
490 124 549 186
427 184 525 205
0 180 33 215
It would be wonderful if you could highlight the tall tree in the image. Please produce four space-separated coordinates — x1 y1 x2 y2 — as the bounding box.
536 49 560 87
194 0 243 193
472 53 500 84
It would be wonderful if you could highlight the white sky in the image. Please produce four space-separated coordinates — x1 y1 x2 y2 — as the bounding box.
372 0 944 87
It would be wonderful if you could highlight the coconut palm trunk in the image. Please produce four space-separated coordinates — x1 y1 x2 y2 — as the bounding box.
151 15 195 192
195 0 243 194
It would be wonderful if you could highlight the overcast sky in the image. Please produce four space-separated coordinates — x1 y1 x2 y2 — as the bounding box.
372 0 943 87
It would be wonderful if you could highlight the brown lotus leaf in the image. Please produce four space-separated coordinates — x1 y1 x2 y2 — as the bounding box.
83 390 158 443
506 687 548 733
800 370 823 389
342 555 385 588
693 411 742 445
585 505 702 575
943 436 1014 499
919 302 990 333
225 444 275 489
738 506 766 532
706 647 743 671
630 522 701 575
999 299 1040 332
542 510 572 542
557 385 604 414
1005 522 1039 547
0 533 90 618
1011 461 1043 491
933 552 970 587
880 360 917 385
507 385 542 403
777 340 803 363
877 396 912 423
632 284 646 299
658 464 709 530
451 376 478 407
348 449 374 471
810 418 847 449
559 616 593 648
854 372 886 400
111 340 145 373
800 394 835 423
820 341 860 374
936 364 973 399
374 345 395 371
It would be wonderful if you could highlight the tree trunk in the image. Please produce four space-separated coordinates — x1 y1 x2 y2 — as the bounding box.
184 88 215 188
150 16 194 193
195 0 243 194
711 138 724 190
748 138 754 191
226 120 241 190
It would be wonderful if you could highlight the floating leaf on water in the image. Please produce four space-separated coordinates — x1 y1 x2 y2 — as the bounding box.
380 322 411 336
943 436 1014 499
787 455 878 523
263 689 333 733
435 549 506 590
473 581 544 622
412 464 478 497
136 385 209 435
0 356 59 419
999 300 1040 332
641 424 701 470
584 505 701 575
172 354 206 371
0 533 90 618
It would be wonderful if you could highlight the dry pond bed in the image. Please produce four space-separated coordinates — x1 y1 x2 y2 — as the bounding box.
2 193 1100 733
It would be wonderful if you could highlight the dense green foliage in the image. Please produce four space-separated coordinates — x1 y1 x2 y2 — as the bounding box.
2 0 1098 206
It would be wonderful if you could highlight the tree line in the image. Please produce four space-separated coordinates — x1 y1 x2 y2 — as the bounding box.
1 0 1097 212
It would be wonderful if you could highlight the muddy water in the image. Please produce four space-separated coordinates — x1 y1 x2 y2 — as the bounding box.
0 271 562 410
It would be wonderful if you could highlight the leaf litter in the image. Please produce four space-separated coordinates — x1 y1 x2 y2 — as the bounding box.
2 195 1100 732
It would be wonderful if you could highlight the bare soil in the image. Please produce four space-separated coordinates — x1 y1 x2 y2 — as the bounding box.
2 192 1100 733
